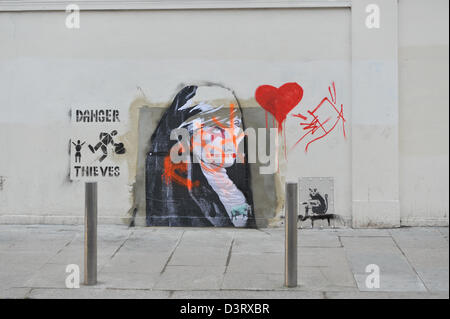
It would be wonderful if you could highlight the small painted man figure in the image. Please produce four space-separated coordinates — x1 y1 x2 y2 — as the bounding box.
88 130 125 162
72 140 85 163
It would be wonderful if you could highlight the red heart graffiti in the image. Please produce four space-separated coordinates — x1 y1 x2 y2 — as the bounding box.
255 82 303 132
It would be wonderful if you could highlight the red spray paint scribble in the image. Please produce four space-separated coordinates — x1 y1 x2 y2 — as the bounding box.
199 103 246 173
162 155 200 190
255 83 303 133
292 82 346 152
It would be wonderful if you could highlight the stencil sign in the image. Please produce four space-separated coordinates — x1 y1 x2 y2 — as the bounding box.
70 108 127 181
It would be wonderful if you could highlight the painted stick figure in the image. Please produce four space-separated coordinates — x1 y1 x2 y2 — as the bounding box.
72 140 85 163
88 130 122 162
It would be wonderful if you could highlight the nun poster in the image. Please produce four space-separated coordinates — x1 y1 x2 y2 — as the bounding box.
145 85 255 228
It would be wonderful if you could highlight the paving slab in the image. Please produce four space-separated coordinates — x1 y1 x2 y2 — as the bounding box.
398 248 449 292
101 251 170 274
390 228 449 292
178 229 234 249
317 265 357 288
169 247 230 267
23 263 72 289
266 229 342 248
0 288 31 299
171 290 325 299
47 244 116 267
27 287 170 299
0 271 37 290
0 251 55 272
125 229 183 253
0 288 31 300
96 271 160 290
0 232 74 254
227 253 284 274
325 291 449 299
415 268 449 292
341 237 427 292
298 247 349 267
232 234 283 255
0 251 57 289
297 266 331 290
331 229 392 237
297 230 342 248
0 225 447 298
390 227 448 249
154 266 225 290
222 272 284 290
353 273 426 292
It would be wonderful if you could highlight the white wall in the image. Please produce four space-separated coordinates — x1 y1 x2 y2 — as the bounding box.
0 7 351 225
399 0 449 225
0 0 448 227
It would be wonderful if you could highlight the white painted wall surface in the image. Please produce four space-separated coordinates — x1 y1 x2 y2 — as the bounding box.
0 0 448 227
0 8 351 224
351 0 400 228
399 0 449 225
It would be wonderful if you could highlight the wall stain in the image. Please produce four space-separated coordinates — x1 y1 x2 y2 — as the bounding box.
0 176 6 191
120 89 171 225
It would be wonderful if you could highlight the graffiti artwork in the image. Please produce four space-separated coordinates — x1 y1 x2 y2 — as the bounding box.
145 85 255 228
255 82 304 134
88 130 126 162
143 81 346 227
292 82 346 152
70 108 126 180
72 140 85 163
298 177 337 227
255 82 304 159
254 81 346 154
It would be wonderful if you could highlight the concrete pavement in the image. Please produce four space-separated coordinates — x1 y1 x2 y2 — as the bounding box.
0 225 448 299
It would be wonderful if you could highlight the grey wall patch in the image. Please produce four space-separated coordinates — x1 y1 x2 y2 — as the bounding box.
0 176 6 191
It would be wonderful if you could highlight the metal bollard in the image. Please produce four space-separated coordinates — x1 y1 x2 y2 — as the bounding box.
84 182 97 285
285 182 298 287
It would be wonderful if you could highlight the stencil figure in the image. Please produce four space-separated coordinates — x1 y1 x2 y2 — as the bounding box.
88 130 125 162
72 140 85 163
299 188 336 227
302 188 328 217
